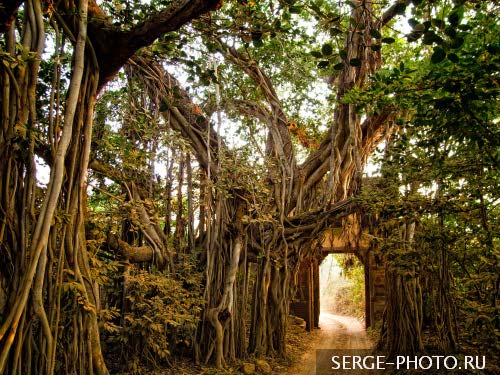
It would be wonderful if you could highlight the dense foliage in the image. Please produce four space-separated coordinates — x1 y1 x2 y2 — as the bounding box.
342 0 500 360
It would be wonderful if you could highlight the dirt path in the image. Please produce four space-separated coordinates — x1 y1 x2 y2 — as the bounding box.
284 312 373 375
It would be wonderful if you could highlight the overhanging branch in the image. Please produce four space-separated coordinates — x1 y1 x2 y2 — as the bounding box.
128 54 224 176
66 0 224 90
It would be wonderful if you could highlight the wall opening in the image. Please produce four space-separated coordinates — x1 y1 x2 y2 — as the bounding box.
319 254 366 320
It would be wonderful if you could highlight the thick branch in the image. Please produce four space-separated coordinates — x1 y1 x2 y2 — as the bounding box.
129 54 225 176
284 198 356 235
107 234 153 263
89 159 126 183
293 110 393 206
78 0 223 90
89 158 173 268
0 0 23 33
230 99 272 125
289 0 404 208
218 41 295 176
382 0 412 26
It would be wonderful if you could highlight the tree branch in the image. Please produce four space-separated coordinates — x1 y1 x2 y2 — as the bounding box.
382 0 412 26
75 0 223 90
128 54 225 176
0 0 23 33
296 110 393 201
217 40 296 177
107 233 154 263
289 0 403 207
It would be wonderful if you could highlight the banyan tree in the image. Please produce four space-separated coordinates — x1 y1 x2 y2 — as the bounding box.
2 0 490 374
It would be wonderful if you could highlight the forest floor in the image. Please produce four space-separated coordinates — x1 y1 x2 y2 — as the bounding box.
151 312 372 375
279 312 373 375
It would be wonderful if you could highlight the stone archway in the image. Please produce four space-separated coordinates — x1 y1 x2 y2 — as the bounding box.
290 219 386 331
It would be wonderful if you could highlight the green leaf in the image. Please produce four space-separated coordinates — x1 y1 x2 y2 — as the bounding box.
450 37 464 49
349 17 359 26
413 23 426 32
431 47 446 64
394 3 407 15
445 26 457 38
310 51 323 58
321 43 333 56
206 42 217 53
330 27 343 36
251 31 262 41
317 60 329 69
349 58 361 67
431 18 445 29
310 2 322 15
447 53 459 63
382 37 396 44
329 13 341 23
408 18 419 28
407 32 421 42
333 62 345 70
370 44 381 51
423 31 439 45
339 49 348 59
173 85 181 98
448 7 463 26
370 29 382 39
159 102 168 112
253 39 264 48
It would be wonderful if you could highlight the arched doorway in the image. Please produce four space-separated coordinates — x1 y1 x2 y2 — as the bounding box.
289 223 386 331
320 254 365 318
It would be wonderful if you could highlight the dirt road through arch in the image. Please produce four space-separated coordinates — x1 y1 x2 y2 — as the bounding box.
284 313 373 375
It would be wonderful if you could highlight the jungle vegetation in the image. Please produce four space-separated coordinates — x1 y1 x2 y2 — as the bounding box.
0 0 499 374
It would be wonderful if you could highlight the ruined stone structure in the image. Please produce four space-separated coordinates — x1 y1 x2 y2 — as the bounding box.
290 220 386 330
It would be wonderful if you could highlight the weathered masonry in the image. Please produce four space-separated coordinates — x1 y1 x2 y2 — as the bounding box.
290 221 386 330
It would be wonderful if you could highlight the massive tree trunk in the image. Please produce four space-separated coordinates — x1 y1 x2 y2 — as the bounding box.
380 219 425 356
0 1 109 373
0 0 222 373
126 0 402 363
57 59 109 375
242 0 389 356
